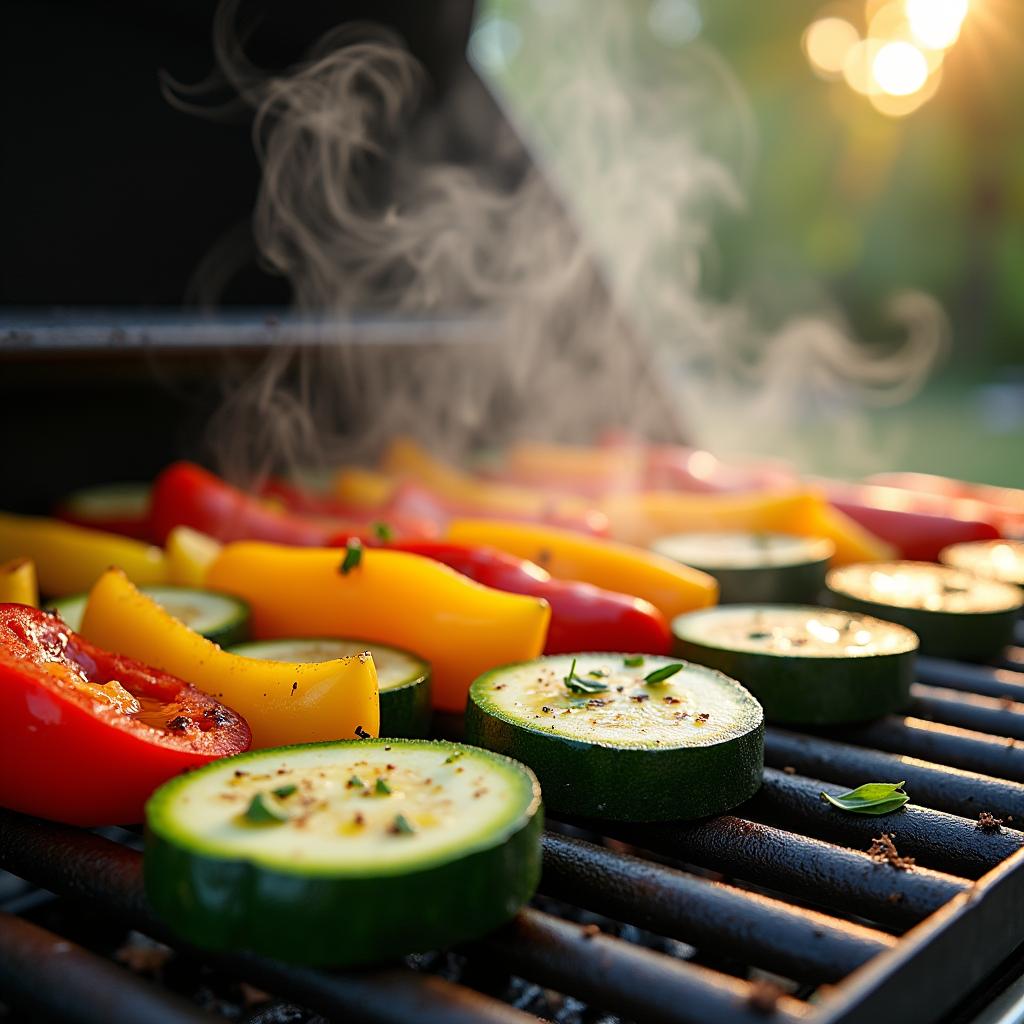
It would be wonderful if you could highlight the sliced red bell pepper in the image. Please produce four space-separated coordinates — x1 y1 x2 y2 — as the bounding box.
0 603 250 825
820 481 1002 562
150 462 377 547
386 540 672 656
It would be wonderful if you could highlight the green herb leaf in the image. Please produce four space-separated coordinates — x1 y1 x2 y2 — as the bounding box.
623 655 644 667
272 784 297 799
242 792 288 825
347 775 365 789
339 538 363 575
563 658 610 694
587 668 609 678
443 751 464 764
372 521 394 542
390 813 415 835
644 663 684 685
375 777 392 796
821 781 909 815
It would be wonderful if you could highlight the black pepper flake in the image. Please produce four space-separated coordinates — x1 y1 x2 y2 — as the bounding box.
203 706 232 725
695 712 710 723
630 694 650 703
354 725 371 739
291 682 298 695
662 695 681 704
234 770 249 778
166 716 192 732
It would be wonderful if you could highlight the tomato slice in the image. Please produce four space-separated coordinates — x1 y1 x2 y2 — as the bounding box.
0 603 250 825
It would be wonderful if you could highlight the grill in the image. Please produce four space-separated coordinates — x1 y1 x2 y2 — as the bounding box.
3 640 1024 1023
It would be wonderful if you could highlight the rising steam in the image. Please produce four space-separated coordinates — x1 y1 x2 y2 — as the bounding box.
170 0 948 484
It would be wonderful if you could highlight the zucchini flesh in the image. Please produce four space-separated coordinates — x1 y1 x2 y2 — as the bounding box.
50 587 250 647
145 739 541 965
826 561 1022 662
940 540 1024 589
652 532 833 605
465 654 763 821
229 638 431 737
673 605 917 725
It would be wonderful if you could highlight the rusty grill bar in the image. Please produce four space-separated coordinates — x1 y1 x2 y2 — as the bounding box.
3 648 1024 1024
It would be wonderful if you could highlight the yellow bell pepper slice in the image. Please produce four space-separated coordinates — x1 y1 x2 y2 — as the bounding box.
333 467 400 509
206 542 551 712
79 569 378 748
446 519 718 621
0 558 39 606
165 526 222 587
381 437 592 520
0 511 166 596
598 490 894 565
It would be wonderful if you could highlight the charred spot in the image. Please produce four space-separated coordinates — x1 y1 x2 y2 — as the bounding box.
166 716 193 732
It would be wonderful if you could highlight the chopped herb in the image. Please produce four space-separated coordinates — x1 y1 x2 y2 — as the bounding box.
347 775 365 789
371 521 394 542
587 668 609 679
821 781 909 816
272 784 297 799
243 792 288 825
339 538 363 575
623 655 644 667
564 658 609 694
444 751 464 764
389 814 415 835
375 778 392 796
644 663 684 685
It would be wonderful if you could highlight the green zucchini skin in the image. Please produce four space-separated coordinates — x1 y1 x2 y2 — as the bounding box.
673 634 914 725
144 740 542 966
228 639 432 738
465 656 764 822
826 591 1017 663
652 535 832 606
49 586 250 647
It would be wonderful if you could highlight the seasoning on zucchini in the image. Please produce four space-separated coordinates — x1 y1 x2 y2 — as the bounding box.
940 540 1024 590
230 639 431 737
50 586 250 647
826 561 1022 662
651 532 834 605
672 605 917 725
465 653 763 821
144 739 542 966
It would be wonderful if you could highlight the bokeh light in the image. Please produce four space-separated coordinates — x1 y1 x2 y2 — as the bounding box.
906 0 969 49
803 17 860 78
872 40 929 96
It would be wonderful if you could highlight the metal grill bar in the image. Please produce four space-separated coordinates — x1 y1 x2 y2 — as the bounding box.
0 812 536 1024
829 716 1024 783
538 831 893 982
912 684 1024 741
478 910 809 1024
598 816 968 927
745 769 1023 878
0 911 219 1024
916 658 1024 702
765 728 1024 820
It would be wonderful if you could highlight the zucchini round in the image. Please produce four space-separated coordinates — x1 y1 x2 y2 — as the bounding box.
230 639 431 738
826 561 1022 662
672 605 917 725
465 653 763 822
652 532 833 605
144 739 542 966
50 586 250 647
940 540 1024 589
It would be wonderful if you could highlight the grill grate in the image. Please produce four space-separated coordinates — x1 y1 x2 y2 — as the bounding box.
3 645 1024 1024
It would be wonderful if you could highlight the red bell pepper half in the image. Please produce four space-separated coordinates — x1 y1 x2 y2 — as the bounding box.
386 540 672 656
0 603 250 825
149 462 393 547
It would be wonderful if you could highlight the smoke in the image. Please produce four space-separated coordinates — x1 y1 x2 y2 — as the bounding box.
175 0 948 484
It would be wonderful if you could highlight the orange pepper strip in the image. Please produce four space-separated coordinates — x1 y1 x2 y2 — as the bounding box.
381 437 594 521
597 490 893 565
80 568 379 748
446 519 717 622
206 542 550 713
333 468 399 510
